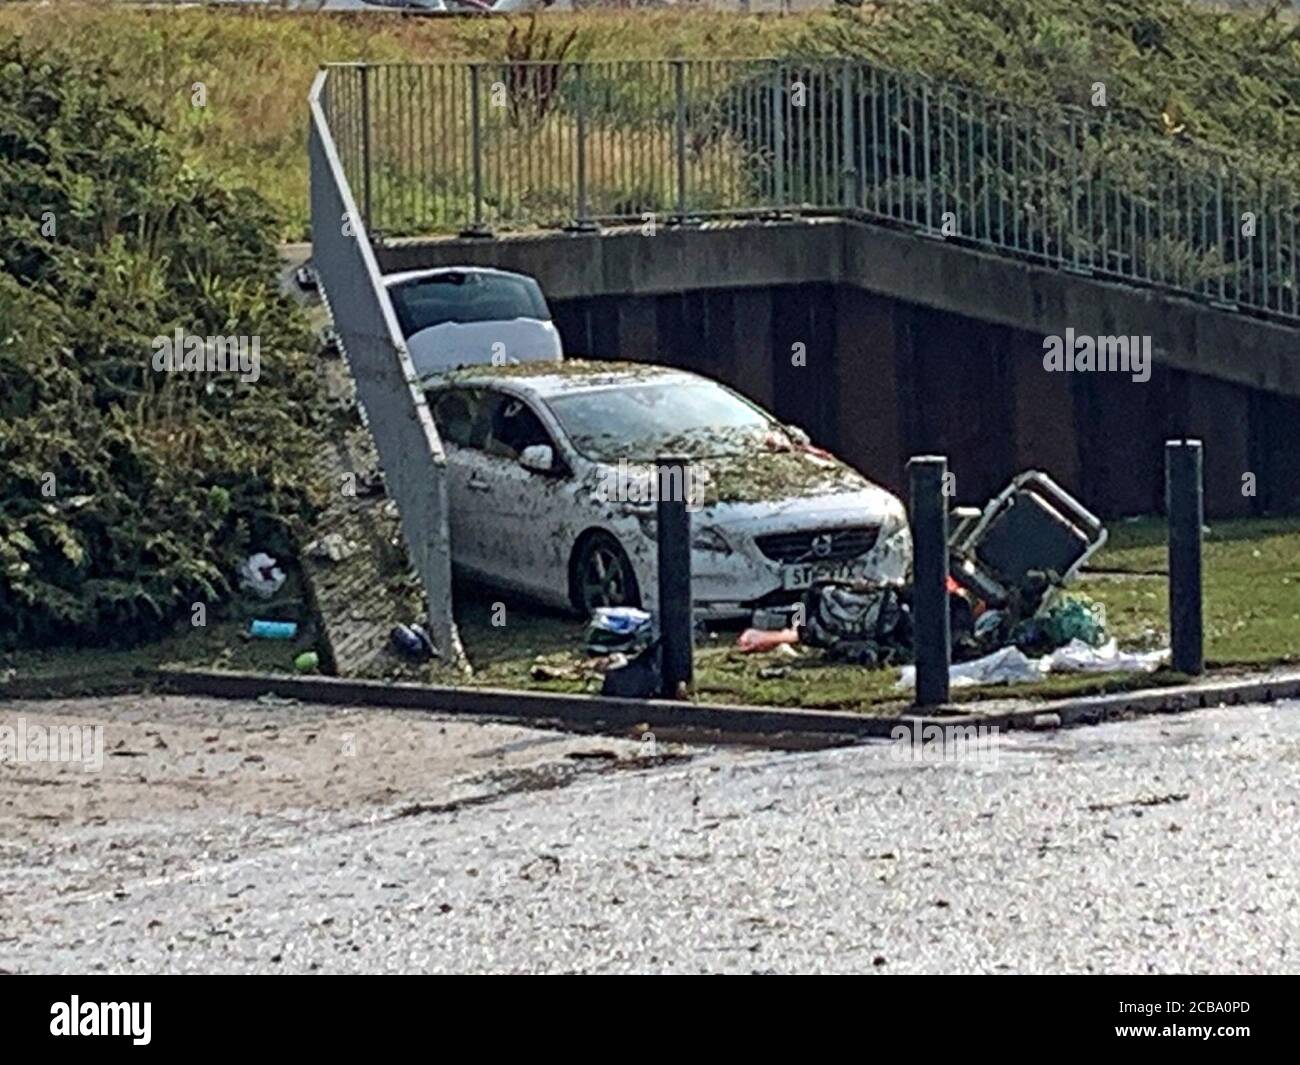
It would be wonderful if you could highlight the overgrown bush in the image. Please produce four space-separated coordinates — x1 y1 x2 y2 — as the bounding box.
0 39 326 649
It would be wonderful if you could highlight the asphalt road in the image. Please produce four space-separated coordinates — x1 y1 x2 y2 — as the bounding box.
2 694 1297 973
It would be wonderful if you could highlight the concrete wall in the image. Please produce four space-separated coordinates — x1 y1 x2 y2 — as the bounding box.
309 74 464 664
378 218 1300 518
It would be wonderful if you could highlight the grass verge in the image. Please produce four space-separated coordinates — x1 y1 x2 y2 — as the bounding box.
5 515 1296 712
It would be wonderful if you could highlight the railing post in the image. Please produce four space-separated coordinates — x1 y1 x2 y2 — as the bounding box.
568 64 597 232
909 455 951 707
920 79 932 230
673 60 689 224
462 63 489 238
1166 440 1205 676
773 66 786 211
656 455 693 698
359 63 373 230
841 62 858 211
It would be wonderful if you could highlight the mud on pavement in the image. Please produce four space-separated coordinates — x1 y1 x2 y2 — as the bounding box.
0 693 690 971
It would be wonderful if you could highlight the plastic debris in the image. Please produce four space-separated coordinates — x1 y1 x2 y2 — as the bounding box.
294 651 320 673
238 553 286 600
249 620 297 640
1044 638 1168 674
601 639 662 698
390 623 436 661
583 607 653 655
897 638 1168 690
1014 593 1106 652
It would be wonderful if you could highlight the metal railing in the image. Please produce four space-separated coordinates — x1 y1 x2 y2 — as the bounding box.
320 58 1300 324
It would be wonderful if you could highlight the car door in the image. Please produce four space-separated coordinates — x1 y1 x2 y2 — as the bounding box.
428 387 496 579
451 387 570 599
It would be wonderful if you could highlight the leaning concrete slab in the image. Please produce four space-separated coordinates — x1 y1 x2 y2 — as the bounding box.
309 71 464 667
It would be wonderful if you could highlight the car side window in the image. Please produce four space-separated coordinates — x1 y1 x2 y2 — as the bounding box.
429 388 478 448
480 390 554 461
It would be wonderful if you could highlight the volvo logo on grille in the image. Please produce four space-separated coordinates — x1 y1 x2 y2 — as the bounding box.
810 533 835 558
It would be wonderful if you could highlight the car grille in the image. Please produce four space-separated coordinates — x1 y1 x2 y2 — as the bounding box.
754 525 880 564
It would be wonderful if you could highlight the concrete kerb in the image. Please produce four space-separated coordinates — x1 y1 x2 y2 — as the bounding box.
150 666 1300 746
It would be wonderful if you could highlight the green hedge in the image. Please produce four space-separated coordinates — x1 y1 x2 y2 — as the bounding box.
0 40 325 649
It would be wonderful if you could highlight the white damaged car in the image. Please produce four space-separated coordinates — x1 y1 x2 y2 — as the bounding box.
424 359 912 619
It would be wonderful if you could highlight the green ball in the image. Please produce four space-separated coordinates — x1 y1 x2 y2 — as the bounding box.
294 651 319 673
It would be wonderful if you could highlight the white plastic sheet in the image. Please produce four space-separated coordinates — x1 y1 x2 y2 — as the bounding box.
896 639 1169 690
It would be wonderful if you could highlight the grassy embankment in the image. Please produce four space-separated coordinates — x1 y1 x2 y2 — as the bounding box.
3 1 1297 237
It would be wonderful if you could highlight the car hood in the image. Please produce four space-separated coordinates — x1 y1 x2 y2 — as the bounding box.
405 319 563 378
601 443 904 529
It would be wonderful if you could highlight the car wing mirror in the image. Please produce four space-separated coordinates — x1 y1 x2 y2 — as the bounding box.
519 444 555 474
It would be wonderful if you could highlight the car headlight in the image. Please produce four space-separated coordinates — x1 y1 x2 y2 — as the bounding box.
691 524 733 555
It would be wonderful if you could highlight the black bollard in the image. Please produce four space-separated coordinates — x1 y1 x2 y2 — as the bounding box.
655 455 693 697
909 455 951 707
1166 440 1204 675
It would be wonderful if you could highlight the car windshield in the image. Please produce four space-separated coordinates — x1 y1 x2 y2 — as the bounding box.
388 272 550 336
546 379 776 462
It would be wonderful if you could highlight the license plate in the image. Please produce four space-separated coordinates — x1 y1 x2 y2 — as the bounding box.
781 560 870 590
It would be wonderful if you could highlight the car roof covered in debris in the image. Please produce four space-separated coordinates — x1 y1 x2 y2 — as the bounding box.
430 359 695 397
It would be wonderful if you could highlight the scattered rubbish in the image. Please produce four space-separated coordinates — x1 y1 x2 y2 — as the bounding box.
1014 593 1106 653
294 651 320 673
237 552 286 600
589 652 629 673
1032 712 1062 730
1045 638 1168 674
898 645 1041 689
797 580 910 666
319 326 339 355
305 533 359 563
390 623 435 661
249 620 298 640
974 609 1005 640
736 627 800 654
896 638 1169 690
948 471 1107 608
601 639 661 698
529 662 583 682
294 265 317 291
583 607 653 655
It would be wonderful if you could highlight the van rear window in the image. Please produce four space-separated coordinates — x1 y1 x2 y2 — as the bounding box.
389 272 550 336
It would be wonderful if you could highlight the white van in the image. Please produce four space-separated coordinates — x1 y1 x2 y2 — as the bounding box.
382 266 564 378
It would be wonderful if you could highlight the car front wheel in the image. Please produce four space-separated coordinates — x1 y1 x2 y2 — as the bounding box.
571 531 642 615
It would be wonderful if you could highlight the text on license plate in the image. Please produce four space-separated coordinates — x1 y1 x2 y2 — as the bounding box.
781 561 870 590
